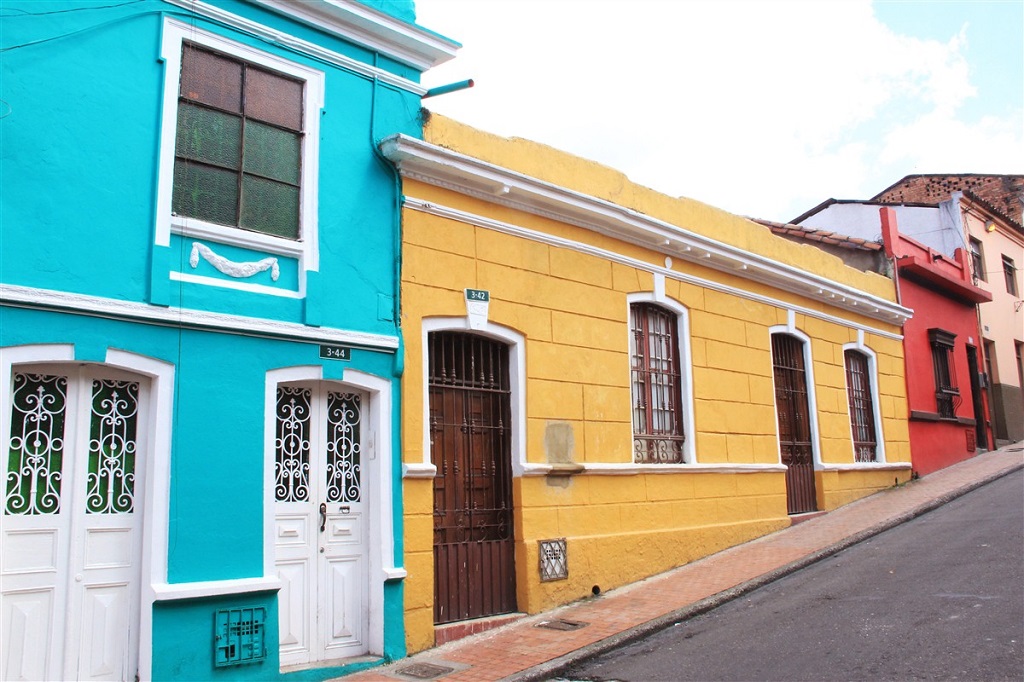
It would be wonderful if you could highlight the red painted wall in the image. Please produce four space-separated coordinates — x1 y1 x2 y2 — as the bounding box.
880 207 989 476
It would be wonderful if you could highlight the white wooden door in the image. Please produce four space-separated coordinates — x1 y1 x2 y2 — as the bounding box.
275 384 367 668
2 367 145 681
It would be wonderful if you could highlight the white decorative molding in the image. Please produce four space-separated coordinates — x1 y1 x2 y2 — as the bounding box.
818 462 911 472
403 197 906 342
520 462 788 476
402 462 437 479
382 567 408 581
164 0 455 78
0 284 399 350
169 271 301 299
380 134 912 329
190 242 280 281
151 576 283 601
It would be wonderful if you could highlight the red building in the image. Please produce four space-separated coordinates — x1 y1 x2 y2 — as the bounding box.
878 208 993 475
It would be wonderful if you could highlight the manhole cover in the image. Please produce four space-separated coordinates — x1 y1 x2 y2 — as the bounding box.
535 618 589 631
394 662 455 680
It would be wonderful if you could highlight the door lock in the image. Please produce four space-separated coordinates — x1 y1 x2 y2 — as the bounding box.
319 502 327 532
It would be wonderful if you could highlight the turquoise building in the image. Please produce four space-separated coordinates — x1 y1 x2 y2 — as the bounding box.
0 1 457 679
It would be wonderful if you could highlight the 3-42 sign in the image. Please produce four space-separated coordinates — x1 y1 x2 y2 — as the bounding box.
465 288 490 302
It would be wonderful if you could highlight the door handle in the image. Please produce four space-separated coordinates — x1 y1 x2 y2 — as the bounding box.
319 502 327 532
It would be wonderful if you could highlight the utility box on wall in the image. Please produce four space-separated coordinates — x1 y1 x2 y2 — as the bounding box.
214 607 267 667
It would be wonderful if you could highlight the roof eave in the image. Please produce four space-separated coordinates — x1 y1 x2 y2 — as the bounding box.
381 134 911 327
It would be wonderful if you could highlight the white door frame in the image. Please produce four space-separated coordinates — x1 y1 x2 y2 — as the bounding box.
264 365 398 666
1 344 174 682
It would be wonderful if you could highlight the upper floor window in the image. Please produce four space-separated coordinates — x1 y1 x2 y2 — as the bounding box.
157 20 324 264
928 328 959 419
969 238 985 282
629 303 685 463
1002 255 1018 296
844 350 878 462
173 44 304 240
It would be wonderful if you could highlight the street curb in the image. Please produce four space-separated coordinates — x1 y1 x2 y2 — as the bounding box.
504 459 1024 682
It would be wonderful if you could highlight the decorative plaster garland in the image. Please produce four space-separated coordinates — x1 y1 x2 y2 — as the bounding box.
190 242 280 281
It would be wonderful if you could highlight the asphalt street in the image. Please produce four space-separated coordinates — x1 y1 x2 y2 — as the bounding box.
559 469 1024 682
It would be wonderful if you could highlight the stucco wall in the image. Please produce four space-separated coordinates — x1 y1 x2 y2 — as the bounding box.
398 116 911 652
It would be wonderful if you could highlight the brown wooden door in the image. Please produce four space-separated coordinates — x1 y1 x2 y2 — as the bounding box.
429 332 516 625
772 334 817 514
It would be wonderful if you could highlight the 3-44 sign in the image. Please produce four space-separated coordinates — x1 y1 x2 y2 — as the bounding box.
319 345 351 361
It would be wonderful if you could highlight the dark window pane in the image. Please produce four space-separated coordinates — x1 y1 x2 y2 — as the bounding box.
173 161 239 226
180 45 242 113
175 103 242 169
245 67 303 130
243 121 300 184
240 174 299 238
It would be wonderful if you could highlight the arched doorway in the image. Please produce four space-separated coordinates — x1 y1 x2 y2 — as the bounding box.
428 331 516 625
771 333 818 514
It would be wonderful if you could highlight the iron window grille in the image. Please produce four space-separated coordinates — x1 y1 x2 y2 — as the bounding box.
928 328 960 419
629 303 685 463
173 43 305 240
844 350 878 462
969 238 985 282
1002 255 1018 296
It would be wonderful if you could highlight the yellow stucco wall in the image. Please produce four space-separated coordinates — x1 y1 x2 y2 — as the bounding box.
400 116 912 652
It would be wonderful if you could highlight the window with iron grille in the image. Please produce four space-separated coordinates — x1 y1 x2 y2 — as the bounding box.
969 238 985 282
844 350 878 462
173 43 305 240
928 328 959 419
629 303 685 463
1002 255 1018 296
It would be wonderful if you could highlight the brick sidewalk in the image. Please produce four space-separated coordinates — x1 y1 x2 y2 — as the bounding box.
339 443 1024 682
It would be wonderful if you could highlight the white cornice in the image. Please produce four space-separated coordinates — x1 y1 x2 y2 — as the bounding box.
520 462 788 476
161 0 445 93
247 0 459 71
0 284 399 350
402 197 907 341
380 134 912 327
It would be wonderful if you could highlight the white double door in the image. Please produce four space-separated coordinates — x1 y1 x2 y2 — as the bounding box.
274 383 368 667
2 366 145 682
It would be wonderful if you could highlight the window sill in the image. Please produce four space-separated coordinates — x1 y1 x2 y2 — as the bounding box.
909 410 976 426
171 216 307 260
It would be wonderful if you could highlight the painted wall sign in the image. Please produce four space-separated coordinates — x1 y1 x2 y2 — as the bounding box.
319 345 351 361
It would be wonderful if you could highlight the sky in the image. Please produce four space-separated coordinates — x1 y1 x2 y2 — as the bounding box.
413 0 1024 224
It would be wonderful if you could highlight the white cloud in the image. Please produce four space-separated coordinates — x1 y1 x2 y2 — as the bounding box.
416 0 1023 222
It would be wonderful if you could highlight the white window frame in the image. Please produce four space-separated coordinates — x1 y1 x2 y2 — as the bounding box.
626 291 696 465
155 18 325 279
842 335 887 464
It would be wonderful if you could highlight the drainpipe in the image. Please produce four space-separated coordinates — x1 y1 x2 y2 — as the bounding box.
422 79 474 99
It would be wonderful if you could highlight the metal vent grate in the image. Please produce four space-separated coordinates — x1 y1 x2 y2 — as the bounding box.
214 607 266 666
536 618 588 631
539 538 568 582
393 662 456 679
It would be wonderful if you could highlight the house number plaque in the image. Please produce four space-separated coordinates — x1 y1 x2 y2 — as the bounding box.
319 345 351 361
465 288 490 330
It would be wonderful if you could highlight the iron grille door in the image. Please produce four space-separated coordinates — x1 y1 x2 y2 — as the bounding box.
772 334 817 514
428 332 516 625
844 351 878 462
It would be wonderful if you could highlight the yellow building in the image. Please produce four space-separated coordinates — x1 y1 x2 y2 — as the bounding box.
381 115 913 653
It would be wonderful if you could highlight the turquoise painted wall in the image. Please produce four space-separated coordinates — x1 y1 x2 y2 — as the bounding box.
0 0 442 678
0 0 421 336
